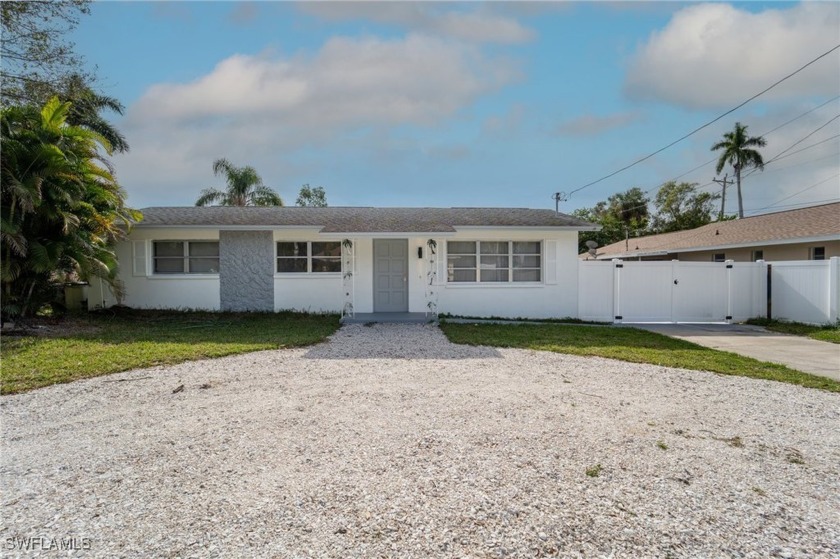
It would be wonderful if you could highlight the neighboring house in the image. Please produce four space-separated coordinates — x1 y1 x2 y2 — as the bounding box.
589 202 840 262
92 207 597 318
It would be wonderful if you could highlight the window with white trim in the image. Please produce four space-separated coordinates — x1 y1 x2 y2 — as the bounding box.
446 241 541 283
277 241 341 273
810 246 825 261
153 241 219 274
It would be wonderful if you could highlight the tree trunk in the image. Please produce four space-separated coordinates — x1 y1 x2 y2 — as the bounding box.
735 165 744 219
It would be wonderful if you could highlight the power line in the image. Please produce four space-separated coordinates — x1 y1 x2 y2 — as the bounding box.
750 151 839 175
570 98 840 218
769 134 840 163
745 173 840 214
738 197 840 216
759 95 840 136
567 43 840 196
763 114 839 164
741 115 840 180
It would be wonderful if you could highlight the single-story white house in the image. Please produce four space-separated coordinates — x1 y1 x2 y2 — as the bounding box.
90 207 598 319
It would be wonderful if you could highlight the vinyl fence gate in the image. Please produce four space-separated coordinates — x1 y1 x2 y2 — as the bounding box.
578 260 766 323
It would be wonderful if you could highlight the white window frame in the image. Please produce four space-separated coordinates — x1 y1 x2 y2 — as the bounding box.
276 241 342 274
152 240 220 275
445 240 542 284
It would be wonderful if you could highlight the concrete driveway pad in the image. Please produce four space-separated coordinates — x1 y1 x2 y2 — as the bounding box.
632 323 840 381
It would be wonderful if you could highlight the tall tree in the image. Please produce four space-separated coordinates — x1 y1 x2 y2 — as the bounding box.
1 97 139 318
1 1 94 105
651 181 720 233
573 187 651 254
195 159 283 207
711 122 766 219
295 185 328 207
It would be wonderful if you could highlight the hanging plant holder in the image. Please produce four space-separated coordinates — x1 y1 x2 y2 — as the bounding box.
341 239 355 319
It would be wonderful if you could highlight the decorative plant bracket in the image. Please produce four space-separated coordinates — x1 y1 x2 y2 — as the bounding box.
424 239 439 317
341 239 354 318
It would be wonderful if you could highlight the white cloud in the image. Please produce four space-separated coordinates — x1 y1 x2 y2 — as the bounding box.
130 35 517 128
625 3 840 108
297 2 535 44
119 34 521 206
553 111 643 137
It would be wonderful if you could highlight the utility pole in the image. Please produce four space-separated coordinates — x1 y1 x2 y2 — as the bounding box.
552 192 568 213
712 174 730 221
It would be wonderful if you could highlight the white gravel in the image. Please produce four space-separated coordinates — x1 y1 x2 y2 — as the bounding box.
2 323 839 558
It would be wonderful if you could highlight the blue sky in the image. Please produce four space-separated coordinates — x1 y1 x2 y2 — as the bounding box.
70 1 839 215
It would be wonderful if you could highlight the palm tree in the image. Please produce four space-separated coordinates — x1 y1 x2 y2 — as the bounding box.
711 122 766 219
1 97 139 318
195 158 283 207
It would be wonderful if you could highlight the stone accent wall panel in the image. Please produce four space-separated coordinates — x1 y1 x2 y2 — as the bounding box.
220 231 274 311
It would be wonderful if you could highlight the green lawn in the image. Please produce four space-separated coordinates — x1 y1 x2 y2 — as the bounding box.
745 318 840 344
440 322 840 393
1 310 339 394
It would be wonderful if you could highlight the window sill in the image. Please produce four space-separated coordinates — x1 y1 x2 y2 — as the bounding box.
274 273 342 278
443 282 544 288
148 274 219 279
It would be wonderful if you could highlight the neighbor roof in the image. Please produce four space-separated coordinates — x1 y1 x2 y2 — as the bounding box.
595 202 840 259
136 206 597 233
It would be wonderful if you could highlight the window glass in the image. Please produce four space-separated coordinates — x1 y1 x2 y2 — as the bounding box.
513 255 541 268
751 250 764 262
480 255 509 270
812 247 825 260
277 241 341 273
480 269 509 282
448 254 476 268
449 269 476 282
153 241 219 274
480 241 508 255
189 242 219 257
277 242 307 257
154 241 183 257
312 242 340 257
277 259 308 273
189 258 219 273
446 240 542 283
312 258 341 273
713 253 726 262
513 241 540 254
448 241 476 254
513 269 541 282
154 258 184 274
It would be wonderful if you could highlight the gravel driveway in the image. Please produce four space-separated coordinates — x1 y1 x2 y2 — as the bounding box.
2 324 839 558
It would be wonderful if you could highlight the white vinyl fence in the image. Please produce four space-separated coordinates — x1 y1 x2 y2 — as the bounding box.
578 257 839 324
769 258 839 325
578 260 765 323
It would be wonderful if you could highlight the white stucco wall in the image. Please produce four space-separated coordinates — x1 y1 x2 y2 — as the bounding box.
111 226 583 318
433 229 580 319
111 228 221 310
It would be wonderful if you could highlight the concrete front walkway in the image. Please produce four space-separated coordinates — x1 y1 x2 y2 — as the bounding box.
633 323 840 381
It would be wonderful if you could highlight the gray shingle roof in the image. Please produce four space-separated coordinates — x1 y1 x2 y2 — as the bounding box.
135 207 597 233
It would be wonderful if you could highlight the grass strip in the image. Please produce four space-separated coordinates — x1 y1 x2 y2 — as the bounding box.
1 310 339 394
745 318 840 344
439 322 840 393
